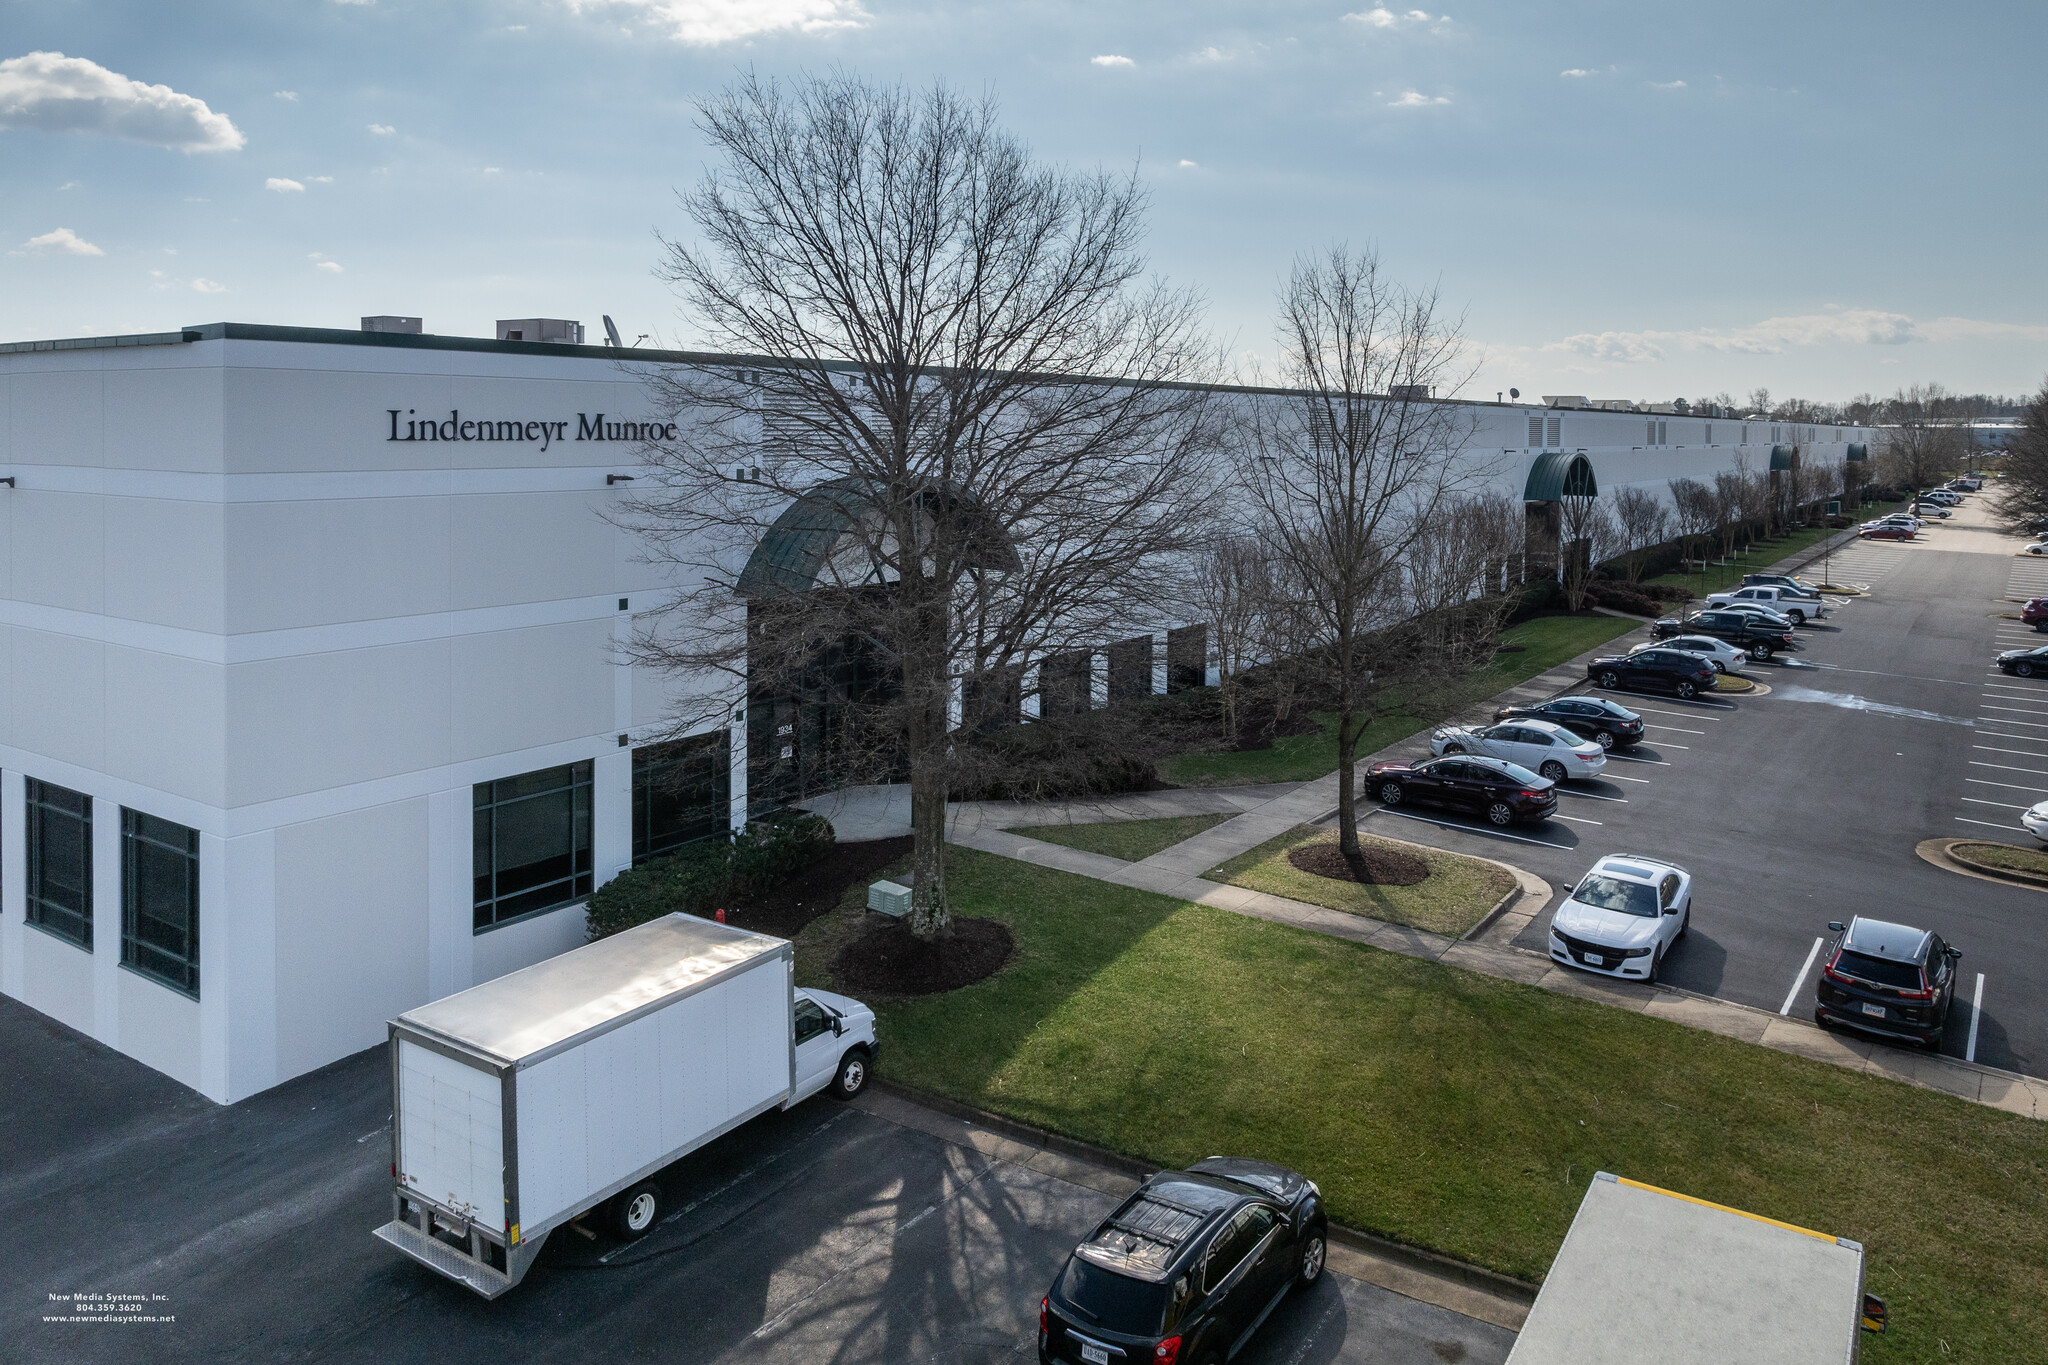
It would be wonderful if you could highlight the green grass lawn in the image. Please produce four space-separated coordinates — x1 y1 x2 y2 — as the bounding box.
1160 613 1642 788
816 848 2048 1362
1647 499 1904 599
1204 823 1515 936
1008 813 1233 862
1952 841 2048 878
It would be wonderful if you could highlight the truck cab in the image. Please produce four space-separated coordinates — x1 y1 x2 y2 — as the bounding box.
790 987 878 1104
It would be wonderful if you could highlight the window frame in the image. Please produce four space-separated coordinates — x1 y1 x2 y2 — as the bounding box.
793 997 833 1045
26 778 94 950
120 807 202 998
472 760 595 934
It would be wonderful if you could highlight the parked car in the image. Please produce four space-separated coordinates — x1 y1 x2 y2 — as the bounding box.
1429 717 1608 781
2021 598 2048 631
1707 600 1800 631
1366 755 1558 826
1860 524 1915 541
1909 504 1952 519
1492 695 1646 750
1868 512 1923 528
1650 609 1796 660
1547 853 1692 984
1814 916 1960 1050
1039 1158 1326 1365
1923 490 1962 506
1706 584 1826 625
2024 541 2048 556
1741 571 1820 595
1635 634 1748 674
1997 643 2048 677
1586 647 1720 700
2025 800 2048 843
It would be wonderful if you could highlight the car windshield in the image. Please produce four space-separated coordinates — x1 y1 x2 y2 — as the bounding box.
1835 950 1923 991
1059 1257 1169 1336
1572 874 1659 918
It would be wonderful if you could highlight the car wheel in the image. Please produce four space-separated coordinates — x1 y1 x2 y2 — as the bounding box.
2034 623 2048 633
1377 781 1405 806
1788 609 1805 625
1675 680 1698 700
1677 906 1690 940
1752 642 1773 659
1540 760 1567 782
829 1047 871 1101
1298 1225 1328 1286
1594 730 1614 750
1598 670 1621 689
2019 661 2037 678
1487 801 1514 827
1442 743 1465 755
610 1181 663 1241
1645 947 1660 985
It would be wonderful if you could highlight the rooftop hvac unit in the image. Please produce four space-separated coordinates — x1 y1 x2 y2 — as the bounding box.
1388 384 1433 401
1542 395 1588 409
495 318 584 344
362 315 423 334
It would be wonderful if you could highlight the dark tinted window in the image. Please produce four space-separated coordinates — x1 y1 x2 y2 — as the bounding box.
1573 875 1659 918
1201 1210 1257 1293
1493 761 1543 785
633 732 731 864
1835 950 1924 990
1059 1258 1168 1336
794 997 832 1044
27 779 93 949
123 808 201 997
473 761 594 931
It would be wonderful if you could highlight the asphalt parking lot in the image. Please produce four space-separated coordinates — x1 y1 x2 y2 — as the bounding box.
1367 496 2048 1077
2 992 1512 1365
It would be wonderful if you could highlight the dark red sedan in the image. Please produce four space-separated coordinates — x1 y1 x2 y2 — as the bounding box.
2023 598 2048 631
1366 755 1558 827
1859 524 1914 541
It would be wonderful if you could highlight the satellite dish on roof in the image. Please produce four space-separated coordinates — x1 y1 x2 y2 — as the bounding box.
602 315 624 348
1510 388 1521 400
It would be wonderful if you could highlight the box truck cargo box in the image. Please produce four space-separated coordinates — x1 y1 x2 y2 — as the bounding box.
1508 1172 1871 1365
372 913 874 1296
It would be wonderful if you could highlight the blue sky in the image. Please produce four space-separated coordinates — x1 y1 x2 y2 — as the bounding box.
3 0 2044 404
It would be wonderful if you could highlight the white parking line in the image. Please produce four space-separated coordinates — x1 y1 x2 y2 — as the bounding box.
1371 808 1574 849
1557 789 1627 803
1603 772 1652 783
1644 724 1707 735
1974 744 2048 758
1551 813 1605 825
1971 760 2048 776
1978 714 2048 727
1966 773 2048 794
1956 816 2029 832
1781 937 1824 1016
1606 754 1669 765
1967 974 1985 1064
1961 796 2031 810
1629 705 1725 720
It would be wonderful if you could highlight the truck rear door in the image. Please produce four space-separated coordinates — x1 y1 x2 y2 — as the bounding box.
396 1039 505 1230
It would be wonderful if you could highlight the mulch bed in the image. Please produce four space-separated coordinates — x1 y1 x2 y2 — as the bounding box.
1287 840 1431 887
722 835 913 940
832 917 1015 996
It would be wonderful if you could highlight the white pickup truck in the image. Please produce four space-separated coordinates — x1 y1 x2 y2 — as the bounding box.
373 912 876 1297
1706 583 1826 625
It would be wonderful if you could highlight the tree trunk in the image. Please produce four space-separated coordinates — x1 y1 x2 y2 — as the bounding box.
907 756 950 939
1335 705 1364 863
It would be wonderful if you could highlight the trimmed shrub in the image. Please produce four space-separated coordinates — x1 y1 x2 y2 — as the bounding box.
1508 578 1559 622
1585 582 1663 617
584 815 836 941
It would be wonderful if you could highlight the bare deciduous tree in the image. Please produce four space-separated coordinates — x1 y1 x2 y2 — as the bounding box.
1611 485 1673 585
1667 477 1715 575
1557 490 1618 611
1997 379 2048 533
1191 535 1277 745
1229 246 1511 869
620 73 1222 941
1876 383 1971 503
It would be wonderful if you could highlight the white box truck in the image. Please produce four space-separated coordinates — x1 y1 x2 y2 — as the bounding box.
1508 1171 1880 1364
372 912 876 1297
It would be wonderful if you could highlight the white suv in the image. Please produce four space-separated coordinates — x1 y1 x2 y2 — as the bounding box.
1548 853 1692 984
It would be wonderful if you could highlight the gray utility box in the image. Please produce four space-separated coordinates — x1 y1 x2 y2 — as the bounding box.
867 880 912 918
373 914 796 1297
1508 1172 1868 1364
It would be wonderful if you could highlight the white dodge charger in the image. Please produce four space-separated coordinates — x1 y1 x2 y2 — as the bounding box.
1548 853 1693 984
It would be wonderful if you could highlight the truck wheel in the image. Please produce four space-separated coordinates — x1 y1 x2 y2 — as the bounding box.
1751 643 1772 659
610 1181 662 1241
829 1047 870 1101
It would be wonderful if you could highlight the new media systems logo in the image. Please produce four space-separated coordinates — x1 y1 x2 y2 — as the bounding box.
386 410 678 453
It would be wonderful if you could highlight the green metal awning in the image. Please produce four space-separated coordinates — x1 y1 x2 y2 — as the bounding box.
1769 445 1797 472
1524 451 1598 502
734 476 1020 598
1845 443 1869 462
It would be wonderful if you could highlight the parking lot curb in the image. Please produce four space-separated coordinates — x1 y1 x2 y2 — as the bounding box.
1918 837 2048 894
862 1076 1541 1327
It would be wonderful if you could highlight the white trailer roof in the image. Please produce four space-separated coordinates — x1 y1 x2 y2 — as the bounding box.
398 914 789 1066
1508 1172 1864 1365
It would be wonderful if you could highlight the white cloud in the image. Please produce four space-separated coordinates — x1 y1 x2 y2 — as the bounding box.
483 166 502 173
367 122 395 135
1545 308 1948 364
1344 7 1440 28
274 90 298 101
307 174 333 183
506 23 527 30
332 0 375 6
58 178 79 189
21 226 104 256
1387 90 1450 107
316 260 342 273
1177 158 1199 168
0 51 244 152
1649 79 1687 90
1560 68 1593 78
190 277 225 293
266 177 305 192
561 0 870 46
1091 54 1135 67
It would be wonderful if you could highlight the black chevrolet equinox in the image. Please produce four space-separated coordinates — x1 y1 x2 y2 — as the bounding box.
1039 1158 1326 1365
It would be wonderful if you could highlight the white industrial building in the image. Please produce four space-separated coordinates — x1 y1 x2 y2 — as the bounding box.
0 320 1873 1102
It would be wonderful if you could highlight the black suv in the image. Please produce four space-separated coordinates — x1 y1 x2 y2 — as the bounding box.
1365 755 1558 826
1040 1158 1326 1365
1493 695 1646 750
1585 647 1719 701
1814 916 1960 1050
1650 609 1797 660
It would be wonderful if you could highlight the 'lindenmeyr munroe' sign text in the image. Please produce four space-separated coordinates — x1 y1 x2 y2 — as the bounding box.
386 410 678 453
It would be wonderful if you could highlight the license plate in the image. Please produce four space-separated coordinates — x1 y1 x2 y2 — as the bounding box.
1586 954 1606 967
1081 1344 1111 1365
1861 1003 1885 1018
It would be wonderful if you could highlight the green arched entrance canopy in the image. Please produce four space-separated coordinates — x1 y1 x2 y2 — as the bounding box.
1845 443 1869 462
1769 445 1797 472
1523 450 1598 502
735 477 1021 599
